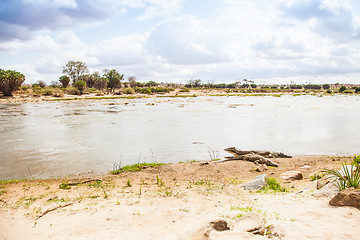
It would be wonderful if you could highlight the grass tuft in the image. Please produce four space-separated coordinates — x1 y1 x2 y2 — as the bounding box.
110 162 166 174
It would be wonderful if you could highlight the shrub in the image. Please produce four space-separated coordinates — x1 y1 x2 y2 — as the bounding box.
123 88 135 94
339 86 347 92
179 88 190 92
74 80 86 94
0 69 26 96
42 88 53 96
353 155 360 165
323 162 360 190
322 84 330 89
354 87 360 93
263 177 287 192
65 87 80 95
52 89 64 97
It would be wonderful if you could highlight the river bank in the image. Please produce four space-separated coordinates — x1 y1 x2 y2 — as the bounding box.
0 88 356 104
1 155 359 239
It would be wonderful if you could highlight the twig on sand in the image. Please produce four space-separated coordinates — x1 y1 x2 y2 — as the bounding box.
0 199 6 207
67 179 101 186
35 202 73 220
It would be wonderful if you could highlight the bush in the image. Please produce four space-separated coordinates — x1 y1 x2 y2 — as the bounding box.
0 69 26 96
323 162 360 190
42 88 53 96
339 86 347 92
179 88 190 92
65 87 81 95
322 84 330 89
263 177 287 192
353 155 360 165
74 80 86 94
123 88 135 94
354 87 360 93
52 89 64 97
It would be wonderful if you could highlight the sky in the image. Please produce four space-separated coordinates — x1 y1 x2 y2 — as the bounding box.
1 0 360 85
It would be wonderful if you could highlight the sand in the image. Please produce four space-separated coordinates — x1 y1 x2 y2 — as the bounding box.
1 155 359 239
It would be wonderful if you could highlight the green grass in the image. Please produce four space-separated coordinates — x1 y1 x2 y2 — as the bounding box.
309 172 324 181
261 177 287 192
323 162 360 190
59 182 71 190
110 162 166 174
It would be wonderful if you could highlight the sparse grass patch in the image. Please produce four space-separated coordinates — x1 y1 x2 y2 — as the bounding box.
59 182 71 190
261 177 287 192
126 179 132 187
110 162 166 174
309 172 324 181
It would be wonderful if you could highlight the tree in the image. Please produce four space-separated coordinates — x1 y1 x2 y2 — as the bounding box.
62 61 88 85
104 69 123 90
79 74 95 88
128 76 137 88
59 75 70 88
74 80 86 94
0 69 25 96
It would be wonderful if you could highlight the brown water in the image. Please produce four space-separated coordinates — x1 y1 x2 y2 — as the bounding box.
1 95 360 179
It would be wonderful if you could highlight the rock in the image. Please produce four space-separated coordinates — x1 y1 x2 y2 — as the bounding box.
329 188 360 209
243 174 267 190
210 220 230 231
232 213 265 233
300 165 311 169
280 170 303 180
255 164 268 172
316 178 330 189
313 182 339 198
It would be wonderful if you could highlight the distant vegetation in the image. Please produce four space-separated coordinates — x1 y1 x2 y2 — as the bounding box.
1 61 360 98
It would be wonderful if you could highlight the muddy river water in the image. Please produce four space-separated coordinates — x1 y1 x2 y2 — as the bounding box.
1 95 360 179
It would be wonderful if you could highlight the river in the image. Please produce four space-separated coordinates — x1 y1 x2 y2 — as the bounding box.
1 95 359 179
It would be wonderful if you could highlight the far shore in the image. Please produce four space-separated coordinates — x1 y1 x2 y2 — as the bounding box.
1 88 359 104
1 155 359 239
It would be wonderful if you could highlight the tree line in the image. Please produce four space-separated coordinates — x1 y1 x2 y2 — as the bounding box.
1 60 360 96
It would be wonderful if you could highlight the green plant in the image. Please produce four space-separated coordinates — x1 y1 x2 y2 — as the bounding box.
339 86 347 92
0 69 26 96
110 162 165 174
309 172 324 181
323 162 360 190
123 87 135 94
126 179 132 187
353 154 360 165
59 182 71 190
156 174 164 186
263 177 287 192
74 80 86 94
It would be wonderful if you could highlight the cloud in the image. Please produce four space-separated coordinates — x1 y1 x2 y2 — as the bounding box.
0 0 122 42
280 0 360 42
145 17 230 65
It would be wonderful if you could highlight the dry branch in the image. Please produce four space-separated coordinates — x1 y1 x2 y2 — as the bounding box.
35 202 73 220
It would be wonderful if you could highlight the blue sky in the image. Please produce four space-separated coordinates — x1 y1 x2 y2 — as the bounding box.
1 0 360 84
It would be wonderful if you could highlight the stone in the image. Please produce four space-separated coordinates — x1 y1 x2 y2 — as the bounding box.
313 182 339 198
243 174 267 190
232 213 265 233
280 170 303 180
316 178 330 189
329 188 360 209
210 220 230 231
255 164 268 172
